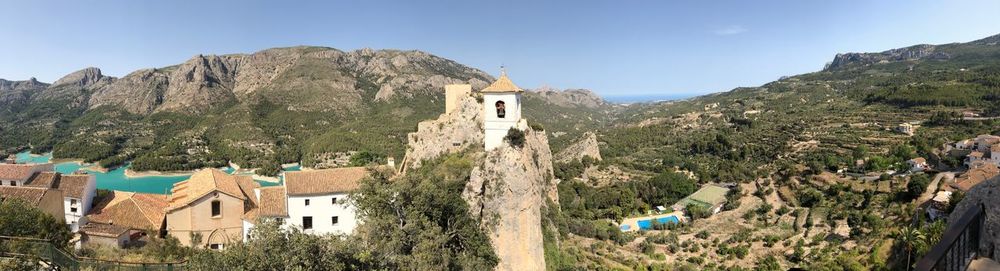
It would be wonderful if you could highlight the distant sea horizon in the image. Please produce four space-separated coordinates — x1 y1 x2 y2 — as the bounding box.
603 93 707 104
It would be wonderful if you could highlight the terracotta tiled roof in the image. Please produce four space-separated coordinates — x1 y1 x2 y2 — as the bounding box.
480 70 523 93
25 172 59 188
951 164 1000 192
909 157 927 164
257 186 288 217
0 164 46 181
55 175 92 199
969 151 984 158
992 143 1000 152
80 223 129 238
167 168 258 211
87 191 169 231
284 167 367 196
0 186 52 205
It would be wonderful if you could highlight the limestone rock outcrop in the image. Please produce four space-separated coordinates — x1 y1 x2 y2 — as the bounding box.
947 176 1000 255
555 131 602 163
404 95 557 271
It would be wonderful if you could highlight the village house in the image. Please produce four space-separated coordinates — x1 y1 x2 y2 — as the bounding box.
23 172 97 232
950 161 1000 192
84 191 169 247
282 167 367 235
0 185 65 222
165 168 261 249
972 134 1000 153
0 163 54 187
906 157 929 172
241 186 288 242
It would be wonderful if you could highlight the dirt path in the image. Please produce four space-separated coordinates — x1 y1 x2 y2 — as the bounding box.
914 172 953 206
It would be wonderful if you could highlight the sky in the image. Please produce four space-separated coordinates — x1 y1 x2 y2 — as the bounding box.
1 1 999 97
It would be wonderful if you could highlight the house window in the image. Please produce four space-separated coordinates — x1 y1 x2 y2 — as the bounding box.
495 101 506 118
209 244 223 250
303 216 313 230
211 200 221 217
305 199 310 206
70 207 78 213
70 199 77 206
331 197 337 205
9 181 15 187
332 216 339 225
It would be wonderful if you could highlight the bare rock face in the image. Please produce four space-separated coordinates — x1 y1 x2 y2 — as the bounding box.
825 44 951 70
156 55 241 113
36 67 114 108
947 176 1000 256
555 131 602 163
530 87 607 108
404 95 557 271
78 47 492 114
88 69 168 114
465 126 556 271
0 78 48 109
405 96 485 169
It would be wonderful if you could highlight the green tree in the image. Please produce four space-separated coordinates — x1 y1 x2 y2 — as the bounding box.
0 199 72 248
351 153 498 270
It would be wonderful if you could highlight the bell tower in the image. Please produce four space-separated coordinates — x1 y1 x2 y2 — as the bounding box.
481 68 524 150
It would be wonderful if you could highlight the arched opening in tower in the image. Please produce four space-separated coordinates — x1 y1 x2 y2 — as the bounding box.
495 101 506 118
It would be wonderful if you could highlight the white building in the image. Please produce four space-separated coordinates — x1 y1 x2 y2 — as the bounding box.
282 167 367 235
481 69 526 151
0 163 54 187
906 157 929 172
2 164 96 232
51 174 97 232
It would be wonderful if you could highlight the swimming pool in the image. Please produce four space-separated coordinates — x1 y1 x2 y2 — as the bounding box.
636 215 680 230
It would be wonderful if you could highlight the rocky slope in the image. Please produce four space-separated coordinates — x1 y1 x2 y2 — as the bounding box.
825 44 951 70
404 95 557 271
554 131 602 163
530 87 607 108
947 175 1000 258
0 78 48 110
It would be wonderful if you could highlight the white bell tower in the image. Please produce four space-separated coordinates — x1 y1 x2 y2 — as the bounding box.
482 68 524 150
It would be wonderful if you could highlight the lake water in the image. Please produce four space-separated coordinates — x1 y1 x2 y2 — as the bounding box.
15 151 283 195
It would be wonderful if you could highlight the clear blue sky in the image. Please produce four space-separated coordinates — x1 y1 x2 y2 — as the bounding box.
1 1 998 96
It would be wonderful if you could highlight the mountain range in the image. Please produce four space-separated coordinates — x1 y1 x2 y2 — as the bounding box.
0 46 612 174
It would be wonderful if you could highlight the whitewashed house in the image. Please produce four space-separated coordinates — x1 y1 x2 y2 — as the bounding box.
282 167 368 235
17 171 97 232
0 163 54 187
906 157 929 172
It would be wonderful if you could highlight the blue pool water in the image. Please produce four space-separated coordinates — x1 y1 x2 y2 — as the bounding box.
15 151 281 194
635 215 681 230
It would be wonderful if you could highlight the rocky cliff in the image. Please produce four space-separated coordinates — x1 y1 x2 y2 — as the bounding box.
404 95 557 271
947 175 1000 256
824 44 951 70
530 87 607 108
0 78 48 110
555 131 602 163
12 46 493 115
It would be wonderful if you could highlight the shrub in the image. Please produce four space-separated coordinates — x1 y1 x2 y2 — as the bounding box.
504 128 526 148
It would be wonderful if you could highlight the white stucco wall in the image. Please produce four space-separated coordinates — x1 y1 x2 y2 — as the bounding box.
483 93 522 150
285 193 357 236
65 175 97 232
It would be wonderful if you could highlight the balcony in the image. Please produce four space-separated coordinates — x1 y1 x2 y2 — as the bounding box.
915 204 996 271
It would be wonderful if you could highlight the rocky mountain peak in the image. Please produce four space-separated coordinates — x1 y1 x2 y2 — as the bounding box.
530 87 607 108
52 67 106 87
